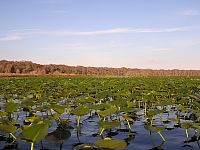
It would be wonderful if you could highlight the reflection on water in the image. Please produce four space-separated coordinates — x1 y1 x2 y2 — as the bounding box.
45 127 71 144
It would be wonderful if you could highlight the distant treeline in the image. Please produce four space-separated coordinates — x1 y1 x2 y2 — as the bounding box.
0 60 200 76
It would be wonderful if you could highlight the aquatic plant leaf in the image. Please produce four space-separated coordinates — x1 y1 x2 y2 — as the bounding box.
96 138 127 149
159 101 171 106
0 111 7 117
111 99 127 108
20 120 50 143
142 95 149 102
103 102 112 109
123 115 133 121
5 102 18 113
21 99 35 106
72 105 89 116
93 104 104 111
127 101 135 108
24 117 42 124
51 105 65 114
177 105 187 112
192 101 200 109
98 106 117 117
0 124 17 133
189 95 199 100
121 107 134 113
145 125 165 133
181 122 192 129
49 113 61 120
85 97 94 103
97 121 120 129
191 123 200 130
73 143 98 150
147 109 163 117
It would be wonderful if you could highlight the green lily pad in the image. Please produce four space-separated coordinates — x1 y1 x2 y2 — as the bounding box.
0 124 17 133
147 109 163 117
21 99 35 106
24 117 42 124
145 125 165 133
51 105 65 114
5 102 19 113
123 115 133 122
111 99 127 108
98 121 120 129
20 120 50 143
181 122 192 129
72 105 90 116
96 138 127 150
191 123 200 130
98 106 117 117
127 101 135 108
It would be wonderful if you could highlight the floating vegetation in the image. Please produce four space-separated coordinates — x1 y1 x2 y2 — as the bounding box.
0 76 200 149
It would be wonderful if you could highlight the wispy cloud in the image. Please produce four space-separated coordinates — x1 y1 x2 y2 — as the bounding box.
10 28 41 32
180 8 200 16
0 34 22 41
51 27 190 36
0 26 198 41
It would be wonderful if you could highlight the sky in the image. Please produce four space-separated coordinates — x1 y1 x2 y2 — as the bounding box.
0 0 200 69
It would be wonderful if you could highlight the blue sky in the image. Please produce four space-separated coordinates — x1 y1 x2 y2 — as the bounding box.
0 0 200 69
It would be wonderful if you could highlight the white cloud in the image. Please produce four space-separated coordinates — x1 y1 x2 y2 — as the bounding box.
0 26 197 41
55 27 189 36
29 27 193 36
10 28 41 32
181 9 200 16
0 34 22 41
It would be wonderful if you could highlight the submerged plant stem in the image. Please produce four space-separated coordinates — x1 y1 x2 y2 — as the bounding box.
150 116 154 126
77 116 81 127
126 119 131 131
31 142 34 150
158 132 166 142
144 102 147 117
100 128 104 136
186 129 189 142
10 133 16 140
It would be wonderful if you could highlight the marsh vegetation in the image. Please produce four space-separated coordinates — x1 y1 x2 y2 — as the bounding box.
0 76 200 149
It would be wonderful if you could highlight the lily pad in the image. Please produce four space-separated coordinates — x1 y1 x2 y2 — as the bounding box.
51 105 65 114
20 120 50 143
72 105 90 116
98 106 117 117
97 121 120 129
0 124 17 134
5 102 18 113
96 138 127 150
